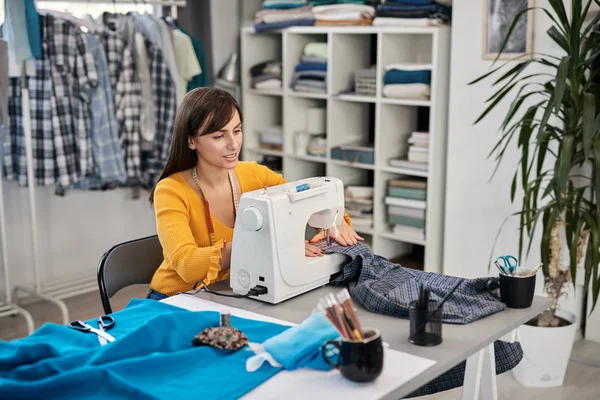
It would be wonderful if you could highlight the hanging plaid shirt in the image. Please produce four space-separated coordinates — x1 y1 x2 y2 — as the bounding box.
5 20 54 187
320 242 523 397
94 24 142 183
45 15 98 190
143 39 176 187
130 16 177 188
74 33 127 190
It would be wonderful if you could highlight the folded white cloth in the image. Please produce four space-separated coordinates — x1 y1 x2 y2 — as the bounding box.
373 17 444 27
383 83 430 100
262 11 314 24
254 78 282 90
384 63 432 72
254 4 313 24
293 84 327 93
313 4 375 17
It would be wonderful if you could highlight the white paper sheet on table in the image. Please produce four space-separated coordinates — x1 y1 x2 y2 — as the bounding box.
163 294 437 399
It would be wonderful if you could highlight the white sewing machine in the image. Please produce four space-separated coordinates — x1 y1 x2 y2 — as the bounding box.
230 177 348 304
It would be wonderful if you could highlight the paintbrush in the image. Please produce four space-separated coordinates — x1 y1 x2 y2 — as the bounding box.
336 289 364 340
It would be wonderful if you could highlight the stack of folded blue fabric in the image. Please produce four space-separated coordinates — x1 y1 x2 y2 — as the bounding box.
291 42 328 93
372 0 452 27
382 64 431 100
254 0 315 33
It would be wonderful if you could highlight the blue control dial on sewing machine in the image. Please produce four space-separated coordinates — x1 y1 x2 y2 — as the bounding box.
296 183 309 192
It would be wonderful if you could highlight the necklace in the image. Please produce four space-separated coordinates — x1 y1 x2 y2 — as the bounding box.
191 167 239 245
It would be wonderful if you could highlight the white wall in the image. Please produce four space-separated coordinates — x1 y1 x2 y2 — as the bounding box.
209 0 239 80
0 181 156 297
444 0 562 278
443 1 588 324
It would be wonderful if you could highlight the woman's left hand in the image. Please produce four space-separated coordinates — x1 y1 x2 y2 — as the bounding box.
310 219 364 246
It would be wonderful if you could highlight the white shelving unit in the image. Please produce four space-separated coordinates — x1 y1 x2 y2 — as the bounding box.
240 25 450 273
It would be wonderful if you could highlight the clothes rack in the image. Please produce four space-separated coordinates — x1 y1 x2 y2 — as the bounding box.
11 0 186 325
0 63 35 335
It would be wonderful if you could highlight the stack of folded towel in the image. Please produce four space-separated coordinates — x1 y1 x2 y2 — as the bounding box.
291 42 328 93
344 186 374 230
382 63 431 100
312 3 376 26
385 177 427 240
250 60 283 90
258 126 284 151
373 0 452 27
254 0 315 33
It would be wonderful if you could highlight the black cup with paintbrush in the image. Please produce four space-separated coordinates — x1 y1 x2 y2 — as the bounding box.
408 280 461 346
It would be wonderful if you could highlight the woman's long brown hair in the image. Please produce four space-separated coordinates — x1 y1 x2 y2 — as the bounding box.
149 87 243 204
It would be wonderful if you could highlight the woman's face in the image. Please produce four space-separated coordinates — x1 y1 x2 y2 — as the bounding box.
189 110 243 170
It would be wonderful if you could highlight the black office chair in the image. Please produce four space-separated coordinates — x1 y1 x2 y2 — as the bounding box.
97 235 164 314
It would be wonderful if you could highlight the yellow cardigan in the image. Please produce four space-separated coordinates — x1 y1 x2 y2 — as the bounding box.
150 161 351 296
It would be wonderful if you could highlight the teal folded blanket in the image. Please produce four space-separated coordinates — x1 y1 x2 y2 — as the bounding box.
0 299 291 400
383 69 431 85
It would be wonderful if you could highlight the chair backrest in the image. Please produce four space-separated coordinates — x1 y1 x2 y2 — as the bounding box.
97 235 163 314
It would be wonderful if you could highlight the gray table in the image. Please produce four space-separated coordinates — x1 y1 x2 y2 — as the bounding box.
192 282 551 399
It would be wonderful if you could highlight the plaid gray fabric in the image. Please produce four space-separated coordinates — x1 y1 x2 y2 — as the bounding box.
6 19 55 187
142 40 176 187
46 15 98 190
94 24 142 183
404 341 523 398
325 242 506 324
321 242 523 397
129 15 177 188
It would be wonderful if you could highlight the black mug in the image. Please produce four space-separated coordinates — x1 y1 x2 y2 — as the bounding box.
322 328 384 383
499 272 536 308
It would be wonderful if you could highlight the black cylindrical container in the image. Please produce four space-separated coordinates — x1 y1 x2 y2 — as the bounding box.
409 300 442 346
499 273 536 308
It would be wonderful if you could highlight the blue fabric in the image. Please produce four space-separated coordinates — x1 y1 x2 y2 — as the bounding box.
3 0 34 76
130 13 161 46
262 1 307 10
376 2 452 19
386 0 433 5
295 62 327 72
0 299 290 400
383 69 431 85
262 312 339 371
24 0 41 58
254 18 315 33
146 289 168 300
378 3 438 12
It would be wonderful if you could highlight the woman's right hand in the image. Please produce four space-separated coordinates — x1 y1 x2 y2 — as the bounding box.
219 241 233 270
305 240 324 257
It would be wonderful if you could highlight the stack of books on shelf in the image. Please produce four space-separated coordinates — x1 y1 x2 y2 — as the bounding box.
344 186 373 231
258 126 283 152
389 131 429 171
384 178 426 241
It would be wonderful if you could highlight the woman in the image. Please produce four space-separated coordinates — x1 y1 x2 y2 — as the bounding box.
147 88 363 300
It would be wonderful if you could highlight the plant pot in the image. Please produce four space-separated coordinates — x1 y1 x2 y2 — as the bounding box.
512 309 577 387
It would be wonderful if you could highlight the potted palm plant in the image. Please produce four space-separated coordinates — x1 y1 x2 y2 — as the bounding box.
471 0 600 387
